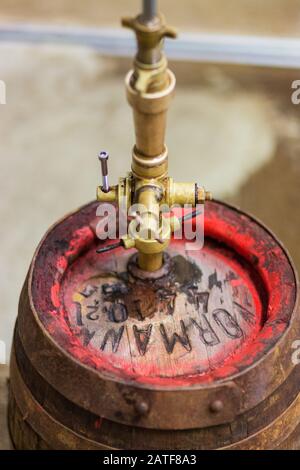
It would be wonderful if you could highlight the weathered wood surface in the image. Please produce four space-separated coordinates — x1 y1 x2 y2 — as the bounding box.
9 340 300 450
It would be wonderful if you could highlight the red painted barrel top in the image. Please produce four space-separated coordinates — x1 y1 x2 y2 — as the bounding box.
30 201 296 388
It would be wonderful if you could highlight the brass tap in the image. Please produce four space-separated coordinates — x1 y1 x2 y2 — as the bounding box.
97 1 212 272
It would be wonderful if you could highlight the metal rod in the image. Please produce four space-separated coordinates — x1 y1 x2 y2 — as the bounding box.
96 241 122 254
179 209 202 223
142 0 157 22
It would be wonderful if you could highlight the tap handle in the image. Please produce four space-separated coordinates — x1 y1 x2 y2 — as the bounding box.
98 151 110 193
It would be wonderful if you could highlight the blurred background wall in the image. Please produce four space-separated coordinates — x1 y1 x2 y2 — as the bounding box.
1 0 300 36
0 0 300 359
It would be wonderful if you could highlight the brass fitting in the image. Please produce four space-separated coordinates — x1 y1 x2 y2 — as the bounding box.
122 13 177 94
96 4 212 272
126 69 175 176
97 173 212 272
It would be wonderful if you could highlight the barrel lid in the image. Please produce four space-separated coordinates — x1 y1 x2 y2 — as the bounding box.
18 200 298 429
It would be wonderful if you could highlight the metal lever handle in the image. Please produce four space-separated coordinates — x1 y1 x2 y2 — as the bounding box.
98 151 110 193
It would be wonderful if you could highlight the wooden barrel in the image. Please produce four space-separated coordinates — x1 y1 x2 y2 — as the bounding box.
8 200 300 450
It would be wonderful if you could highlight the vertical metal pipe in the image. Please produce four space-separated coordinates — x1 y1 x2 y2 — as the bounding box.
142 0 157 22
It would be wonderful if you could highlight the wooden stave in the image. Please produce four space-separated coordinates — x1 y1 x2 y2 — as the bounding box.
9 324 300 450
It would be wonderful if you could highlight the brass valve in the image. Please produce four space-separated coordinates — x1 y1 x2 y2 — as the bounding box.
96 1 212 272
97 172 212 272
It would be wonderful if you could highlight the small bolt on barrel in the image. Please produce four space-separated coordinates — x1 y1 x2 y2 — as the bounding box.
98 150 110 193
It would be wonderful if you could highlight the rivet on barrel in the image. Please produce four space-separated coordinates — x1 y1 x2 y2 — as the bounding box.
209 400 224 414
135 400 150 416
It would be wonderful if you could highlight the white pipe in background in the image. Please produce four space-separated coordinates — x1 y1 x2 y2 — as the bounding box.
0 23 300 68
